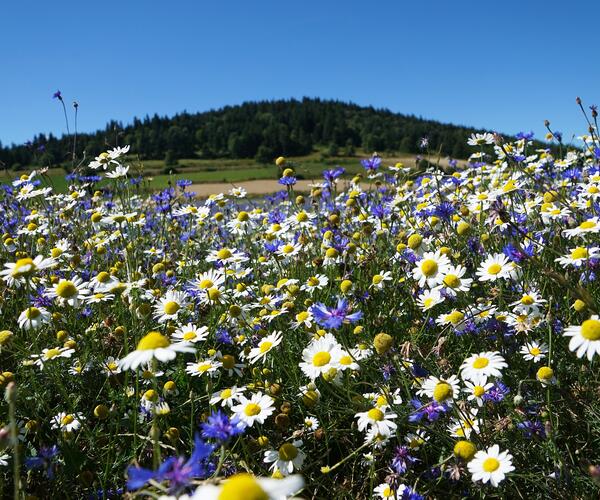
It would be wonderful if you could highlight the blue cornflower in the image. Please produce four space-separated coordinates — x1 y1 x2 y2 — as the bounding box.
483 381 510 403
409 398 448 423
391 446 418 474
216 327 233 345
127 434 214 492
360 156 381 172
25 445 60 479
518 420 546 439
278 176 297 186
201 410 246 443
432 202 456 221
310 297 363 329
177 179 192 188
323 166 345 184
516 131 535 140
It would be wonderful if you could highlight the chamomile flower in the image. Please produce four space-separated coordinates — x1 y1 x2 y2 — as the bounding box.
412 251 450 287
186 358 222 378
263 440 305 476
463 377 494 406
476 253 513 282
31 347 75 369
46 277 90 307
303 417 320 431
563 315 600 360
355 407 398 436
189 473 303 500
417 288 444 311
417 375 461 404
154 290 188 323
563 217 600 238
247 331 283 364
172 323 209 344
209 386 244 408
18 306 51 330
520 341 548 362
556 246 600 268
0 255 55 287
460 352 507 381
231 392 275 427
299 336 343 380
51 412 84 433
118 331 194 370
468 445 514 487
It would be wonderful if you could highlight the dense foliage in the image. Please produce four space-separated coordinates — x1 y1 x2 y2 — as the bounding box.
0 98 553 170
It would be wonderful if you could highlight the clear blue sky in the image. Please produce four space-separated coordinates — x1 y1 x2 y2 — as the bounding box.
1 0 599 146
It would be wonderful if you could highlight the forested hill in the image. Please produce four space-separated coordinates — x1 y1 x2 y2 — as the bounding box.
1 98 539 169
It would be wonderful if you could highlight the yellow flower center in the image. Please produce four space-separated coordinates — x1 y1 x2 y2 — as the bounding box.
571 247 589 260
56 280 77 298
259 341 273 353
482 457 500 472
307 277 320 287
537 366 554 380
446 311 464 324
473 385 485 397
296 211 309 222
25 307 41 319
218 473 268 500
372 274 383 285
137 331 170 350
278 443 299 461
312 351 331 367
296 311 309 322
183 331 197 341
579 220 596 230
208 288 221 300
217 248 232 260
520 295 534 305
197 363 211 373
237 211 249 222
107 362 118 371
96 271 110 283
12 257 36 277
433 382 453 402
51 247 62 258
244 403 262 416
421 259 438 277
282 244 295 254
487 263 502 275
367 408 384 421
45 348 61 359
530 347 541 356
443 274 460 288
61 415 74 426
220 388 232 399
222 355 235 369
163 301 180 315
199 279 214 289
581 319 600 340
472 357 489 369
339 355 352 366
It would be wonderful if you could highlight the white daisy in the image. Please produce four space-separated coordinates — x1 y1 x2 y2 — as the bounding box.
263 440 306 476
468 444 514 487
460 352 507 381
231 392 275 427
563 315 600 360
118 331 194 370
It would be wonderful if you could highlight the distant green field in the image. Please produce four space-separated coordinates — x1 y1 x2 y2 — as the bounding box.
0 151 430 193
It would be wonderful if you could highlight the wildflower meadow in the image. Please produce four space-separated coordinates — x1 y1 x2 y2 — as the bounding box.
3 104 600 499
